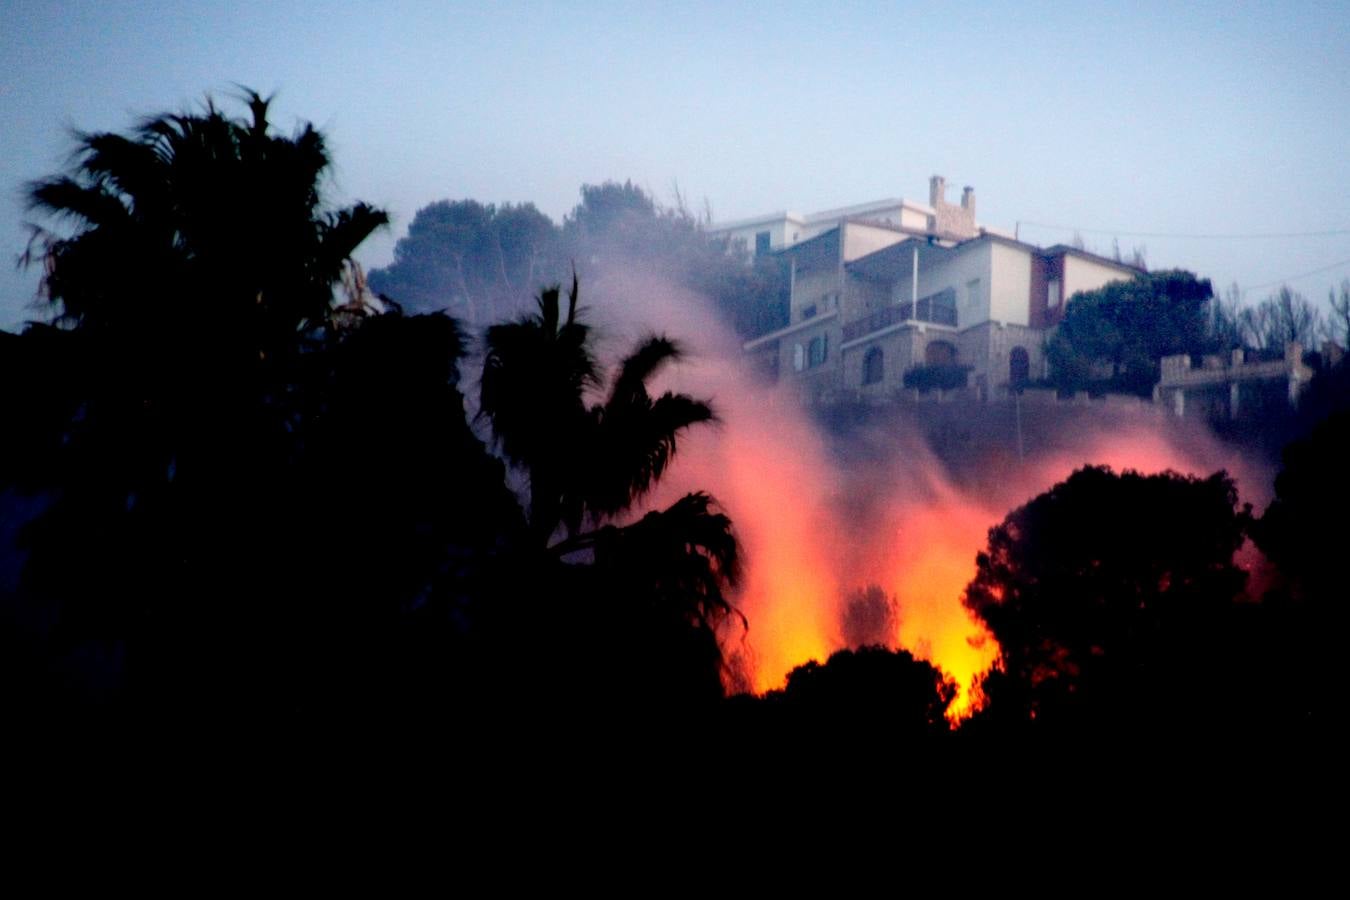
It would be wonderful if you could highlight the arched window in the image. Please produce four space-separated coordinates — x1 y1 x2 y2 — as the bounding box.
862 347 884 385
1010 346 1030 385
807 334 829 368
924 340 957 367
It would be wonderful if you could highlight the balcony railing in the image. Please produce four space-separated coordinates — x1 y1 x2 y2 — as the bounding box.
842 288 957 342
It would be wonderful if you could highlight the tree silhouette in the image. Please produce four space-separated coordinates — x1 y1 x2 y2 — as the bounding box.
1046 270 1213 396
367 199 560 321
1248 411 1350 729
1239 286 1325 352
737 647 955 741
368 180 789 341
478 276 741 709
839 584 899 649
8 91 520 725
963 466 1253 734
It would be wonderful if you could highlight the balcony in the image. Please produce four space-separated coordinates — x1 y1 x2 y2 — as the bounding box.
842 288 957 342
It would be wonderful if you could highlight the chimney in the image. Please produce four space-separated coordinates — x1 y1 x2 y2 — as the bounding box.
961 186 976 216
929 175 946 207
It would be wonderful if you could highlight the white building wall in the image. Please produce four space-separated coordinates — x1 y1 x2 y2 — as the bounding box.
1063 255 1136 303
800 221 838 242
845 202 906 226
890 242 994 327
720 217 803 254
841 222 907 262
901 207 929 230
989 242 1032 326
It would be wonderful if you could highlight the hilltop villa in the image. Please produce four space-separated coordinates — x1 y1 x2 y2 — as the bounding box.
711 176 1140 402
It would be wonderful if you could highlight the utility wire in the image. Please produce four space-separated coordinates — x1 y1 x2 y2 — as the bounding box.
1017 220 1350 240
1239 256 1350 296
1016 220 1350 296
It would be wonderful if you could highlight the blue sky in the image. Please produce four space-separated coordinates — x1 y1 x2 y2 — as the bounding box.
3 0 1348 330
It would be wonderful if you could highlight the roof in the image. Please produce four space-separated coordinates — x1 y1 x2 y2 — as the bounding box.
709 196 934 233
801 197 933 223
845 231 1145 277
707 210 807 232
742 309 840 351
1042 244 1146 275
846 235 959 279
771 225 841 259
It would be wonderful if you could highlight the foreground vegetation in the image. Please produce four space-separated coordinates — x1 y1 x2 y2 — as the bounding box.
1 93 1344 743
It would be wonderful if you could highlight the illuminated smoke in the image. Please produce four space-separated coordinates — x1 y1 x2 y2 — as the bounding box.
581 268 1269 718
840 585 900 650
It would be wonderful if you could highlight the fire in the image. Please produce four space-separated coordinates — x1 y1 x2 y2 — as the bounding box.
587 272 1265 722
676 399 1259 721
717 412 837 690
879 489 1001 718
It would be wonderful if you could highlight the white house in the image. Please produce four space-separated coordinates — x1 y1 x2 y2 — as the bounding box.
708 175 982 258
737 176 1140 401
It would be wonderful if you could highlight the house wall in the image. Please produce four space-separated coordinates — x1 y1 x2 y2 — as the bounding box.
958 321 1045 394
800 221 838 242
891 241 994 327
841 222 908 263
839 319 1047 398
841 326 930 395
1063 255 1136 303
898 207 929 231
842 273 891 323
722 218 802 254
990 242 1033 326
791 266 841 322
844 202 929 232
1029 254 1065 328
774 316 843 400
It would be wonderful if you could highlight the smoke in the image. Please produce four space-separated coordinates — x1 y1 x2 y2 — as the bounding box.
580 266 1273 717
840 585 900 650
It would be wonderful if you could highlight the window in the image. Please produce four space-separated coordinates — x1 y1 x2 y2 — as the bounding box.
801 304 817 320
862 347 884 385
807 334 829 368
793 343 805 372
755 230 771 257
1047 277 1061 308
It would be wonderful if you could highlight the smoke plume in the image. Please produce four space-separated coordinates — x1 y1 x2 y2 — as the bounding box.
579 267 1270 716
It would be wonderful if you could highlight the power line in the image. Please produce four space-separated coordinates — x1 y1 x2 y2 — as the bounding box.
1239 256 1350 296
1013 219 1350 296
1017 220 1350 240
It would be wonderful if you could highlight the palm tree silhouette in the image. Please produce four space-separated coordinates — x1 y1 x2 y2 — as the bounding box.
14 91 417 718
28 90 386 339
478 276 742 702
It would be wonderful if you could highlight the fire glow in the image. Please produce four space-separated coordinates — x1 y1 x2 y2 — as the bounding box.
589 273 1264 719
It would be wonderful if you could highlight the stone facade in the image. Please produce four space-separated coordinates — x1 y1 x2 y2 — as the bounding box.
927 175 978 240
745 201 1139 404
1155 344 1315 419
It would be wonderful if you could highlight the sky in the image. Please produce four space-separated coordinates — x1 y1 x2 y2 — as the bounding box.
2 0 1348 331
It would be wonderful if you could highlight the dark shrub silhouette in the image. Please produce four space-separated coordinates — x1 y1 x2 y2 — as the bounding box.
8 91 521 726
963 466 1260 734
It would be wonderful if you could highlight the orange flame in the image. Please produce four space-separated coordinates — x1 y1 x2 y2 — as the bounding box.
587 273 1266 721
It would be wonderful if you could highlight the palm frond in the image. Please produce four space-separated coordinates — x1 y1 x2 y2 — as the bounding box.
584 389 714 518
27 177 129 227
593 490 742 628
607 334 682 408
